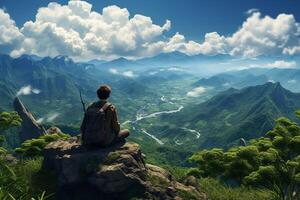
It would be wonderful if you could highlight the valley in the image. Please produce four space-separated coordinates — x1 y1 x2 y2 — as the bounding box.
1 53 300 166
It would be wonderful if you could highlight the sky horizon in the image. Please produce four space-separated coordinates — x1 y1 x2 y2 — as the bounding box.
0 0 300 62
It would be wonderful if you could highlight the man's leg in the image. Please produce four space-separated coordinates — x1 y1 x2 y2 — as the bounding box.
117 129 130 140
111 129 130 145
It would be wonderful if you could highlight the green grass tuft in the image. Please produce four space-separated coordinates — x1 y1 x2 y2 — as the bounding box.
200 178 275 200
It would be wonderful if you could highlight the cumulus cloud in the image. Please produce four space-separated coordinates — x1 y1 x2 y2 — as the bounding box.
0 1 177 60
266 60 296 68
16 85 41 96
199 12 300 57
0 9 24 56
283 46 300 55
187 87 206 97
1 1 300 60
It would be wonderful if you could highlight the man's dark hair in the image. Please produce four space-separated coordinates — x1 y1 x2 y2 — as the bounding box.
97 85 111 100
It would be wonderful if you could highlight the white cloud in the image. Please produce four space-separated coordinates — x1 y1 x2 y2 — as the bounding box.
46 113 60 122
195 12 300 57
246 8 259 15
197 32 227 55
109 68 136 77
283 46 300 55
222 82 231 87
287 79 297 84
0 1 176 60
123 70 136 77
36 118 44 124
266 60 296 68
0 9 24 56
245 60 297 69
167 67 184 71
1 2 300 60
149 71 158 75
109 68 119 74
36 112 60 124
16 85 41 96
187 87 206 97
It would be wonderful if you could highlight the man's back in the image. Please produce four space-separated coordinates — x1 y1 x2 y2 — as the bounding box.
81 100 120 146
80 85 129 147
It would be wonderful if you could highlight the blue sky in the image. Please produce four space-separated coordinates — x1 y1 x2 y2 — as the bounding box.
1 0 300 41
0 0 300 61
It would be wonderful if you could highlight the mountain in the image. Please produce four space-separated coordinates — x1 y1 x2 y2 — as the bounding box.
86 59 107 66
0 54 191 126
193 67 300 92
137 51 191 67
98 57 141 70
13 97 46 141
164 82 300 149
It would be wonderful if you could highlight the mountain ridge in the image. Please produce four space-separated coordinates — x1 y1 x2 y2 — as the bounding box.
163 82 300 149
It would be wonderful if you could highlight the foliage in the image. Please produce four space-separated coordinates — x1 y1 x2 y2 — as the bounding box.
200 178 275 200
0 157 56 200
0 111 22 132
190 112 300 200
15 133 70 157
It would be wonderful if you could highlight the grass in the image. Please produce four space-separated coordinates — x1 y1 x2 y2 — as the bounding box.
103 151 121 165
165 167 276 200
0 157 57 200
146 173 169 190
177 189 199 200
200 178 276 200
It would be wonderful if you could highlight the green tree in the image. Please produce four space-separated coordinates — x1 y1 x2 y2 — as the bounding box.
0 111 22 132
0 111 22 155
190 111 300 200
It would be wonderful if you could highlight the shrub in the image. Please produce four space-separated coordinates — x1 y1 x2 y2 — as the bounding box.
15 133 70 157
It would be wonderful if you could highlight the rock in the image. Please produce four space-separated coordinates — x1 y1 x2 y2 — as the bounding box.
13 97 46 141
46 126 63 134
183 175 200 191
239 138 247 146
43 138 207 200
4 154 17 164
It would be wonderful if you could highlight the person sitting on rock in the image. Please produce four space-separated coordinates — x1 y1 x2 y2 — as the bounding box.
80 85 129 147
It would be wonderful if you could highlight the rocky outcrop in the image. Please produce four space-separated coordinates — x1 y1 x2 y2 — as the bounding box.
43 138 206 200
46 126 63 134
13 97 46 141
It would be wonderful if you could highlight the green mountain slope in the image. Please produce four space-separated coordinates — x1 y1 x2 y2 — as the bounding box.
165 82 300 149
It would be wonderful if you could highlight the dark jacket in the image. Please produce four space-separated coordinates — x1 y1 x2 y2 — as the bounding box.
80 100 120 145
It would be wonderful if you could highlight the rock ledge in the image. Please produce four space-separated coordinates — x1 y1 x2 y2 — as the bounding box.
43 137 206 200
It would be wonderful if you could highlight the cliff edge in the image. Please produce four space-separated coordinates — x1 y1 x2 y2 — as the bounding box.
43 137 206 200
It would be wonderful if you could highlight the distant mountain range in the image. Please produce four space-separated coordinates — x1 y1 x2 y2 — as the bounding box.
193 67 300 92
167 82 300 149
0 54 190 124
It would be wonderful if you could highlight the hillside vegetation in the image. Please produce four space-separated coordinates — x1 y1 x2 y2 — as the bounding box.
189 111 300 200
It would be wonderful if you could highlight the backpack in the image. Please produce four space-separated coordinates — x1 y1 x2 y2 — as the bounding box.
82 102 111 146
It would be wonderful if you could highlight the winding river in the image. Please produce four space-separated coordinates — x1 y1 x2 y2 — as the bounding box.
121 96 200 145
122 105 184 125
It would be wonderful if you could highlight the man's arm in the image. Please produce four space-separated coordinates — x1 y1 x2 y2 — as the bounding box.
111 106 121 134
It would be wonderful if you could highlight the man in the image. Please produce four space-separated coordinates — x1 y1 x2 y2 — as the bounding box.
80 85 129 146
